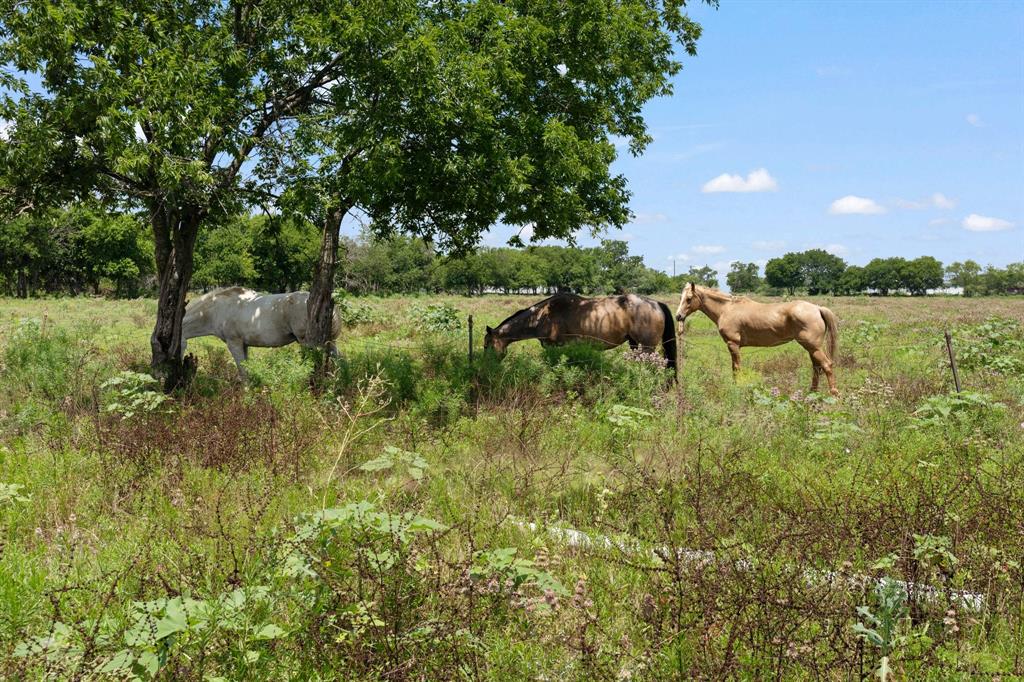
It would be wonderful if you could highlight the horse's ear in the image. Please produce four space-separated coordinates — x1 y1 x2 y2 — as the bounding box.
688 281 696 291
486 325 493 333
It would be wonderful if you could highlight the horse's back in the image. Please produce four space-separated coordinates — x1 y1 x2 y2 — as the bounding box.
551 293 661 346
724 298 825 345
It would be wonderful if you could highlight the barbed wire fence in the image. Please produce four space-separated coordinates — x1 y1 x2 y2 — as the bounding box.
317 315 968 393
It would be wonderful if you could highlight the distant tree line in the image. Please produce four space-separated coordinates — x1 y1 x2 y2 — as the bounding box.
0 208 712 298
2 209 1021 298
0 207 152 297
726 250 1023 297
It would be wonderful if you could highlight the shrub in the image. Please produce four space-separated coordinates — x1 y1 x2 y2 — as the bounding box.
100 370 169 420
954 318 1024 375
408 302 462 334
332 292 379 326
1 318 93 406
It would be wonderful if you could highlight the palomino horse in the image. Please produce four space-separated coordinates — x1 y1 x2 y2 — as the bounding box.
675 283 839 395
181 287 341 379
484 293 677 372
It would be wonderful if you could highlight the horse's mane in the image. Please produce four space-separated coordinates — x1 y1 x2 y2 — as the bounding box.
697 286 734 303
495 293 570 329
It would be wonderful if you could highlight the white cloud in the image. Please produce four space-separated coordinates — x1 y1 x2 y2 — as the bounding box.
828 195 886 215
630 212 668 225
751 239 785 251
669 253 690 262
701 168 778 193
554 63 568 77
965 113 984 128
962 213 1013 232
518 224 535 240
133 122 148 143
0 118 12 140
692 244 726 255
823 243 849 257
929 217 954 226
895 192 957 210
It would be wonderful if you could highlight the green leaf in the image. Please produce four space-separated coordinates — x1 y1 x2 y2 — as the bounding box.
254 624 286 641
97 649 135 673
136 650 160 677
407 516 447 533
154 599 188 640
358 454 395 472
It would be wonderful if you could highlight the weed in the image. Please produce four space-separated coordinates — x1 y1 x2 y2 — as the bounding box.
408 302 462 334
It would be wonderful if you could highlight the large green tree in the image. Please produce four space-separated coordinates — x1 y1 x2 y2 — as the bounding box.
1 0 377 387
2 0 713 387
864 257 905 296
799 248 846 295
725 261 762 293
270 0 714 370
764 253 803 295
946 260 983 296
899 255 944 296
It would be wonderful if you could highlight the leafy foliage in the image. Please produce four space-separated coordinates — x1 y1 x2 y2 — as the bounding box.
100 371 170 420
954 318 1024 375
853 580 910 681
912 391 1004 427
408 302 462 334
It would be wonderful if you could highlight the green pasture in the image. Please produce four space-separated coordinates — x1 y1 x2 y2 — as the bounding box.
1 294 1022 680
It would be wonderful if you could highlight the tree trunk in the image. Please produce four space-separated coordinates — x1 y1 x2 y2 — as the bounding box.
150 203 202 392
307 203 349 390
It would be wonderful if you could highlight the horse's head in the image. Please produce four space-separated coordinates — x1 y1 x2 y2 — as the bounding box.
483 325 508 357
676 282 701 321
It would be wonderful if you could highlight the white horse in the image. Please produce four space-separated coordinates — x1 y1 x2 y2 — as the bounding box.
181 287 341 379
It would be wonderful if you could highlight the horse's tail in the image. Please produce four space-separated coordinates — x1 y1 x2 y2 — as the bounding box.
656 301 678 374
819 305 838 361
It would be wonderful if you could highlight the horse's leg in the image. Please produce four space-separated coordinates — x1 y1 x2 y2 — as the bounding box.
626 336 638 350
802 342 837 397
726 340 742 375
808 349 821 391
225 338 248 381
812 348 839 397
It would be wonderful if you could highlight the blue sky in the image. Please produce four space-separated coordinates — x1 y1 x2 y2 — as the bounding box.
491 0 1024 277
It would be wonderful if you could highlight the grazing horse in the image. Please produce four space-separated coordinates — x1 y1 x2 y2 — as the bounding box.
675 283 839 396
483 293 677 372
181 287 341 379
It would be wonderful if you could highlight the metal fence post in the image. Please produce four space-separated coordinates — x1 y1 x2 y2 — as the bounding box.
944 330 961 393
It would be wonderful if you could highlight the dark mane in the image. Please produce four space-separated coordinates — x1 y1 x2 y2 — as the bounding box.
495 294 562 330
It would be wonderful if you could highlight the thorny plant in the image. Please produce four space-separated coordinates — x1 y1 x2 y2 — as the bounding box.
320 371 394 509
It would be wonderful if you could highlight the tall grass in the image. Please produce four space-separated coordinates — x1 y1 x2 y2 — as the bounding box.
0 295 1022 679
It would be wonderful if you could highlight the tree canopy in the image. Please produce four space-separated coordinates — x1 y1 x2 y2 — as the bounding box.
1 0 716 388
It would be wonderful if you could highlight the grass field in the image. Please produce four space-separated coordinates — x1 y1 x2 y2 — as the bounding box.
1 293 1022 680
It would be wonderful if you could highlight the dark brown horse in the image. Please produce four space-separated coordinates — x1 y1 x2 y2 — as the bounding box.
484 293 677 372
